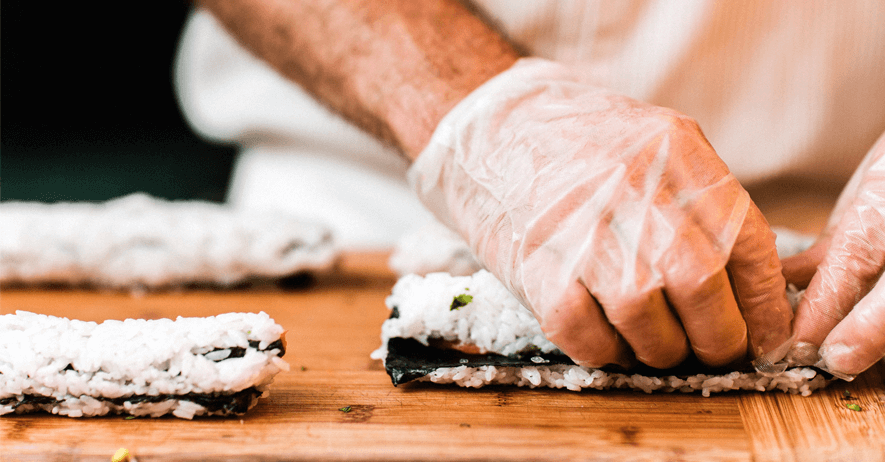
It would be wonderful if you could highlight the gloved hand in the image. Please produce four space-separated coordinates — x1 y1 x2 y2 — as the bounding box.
409 58 793 369
782 131 885 379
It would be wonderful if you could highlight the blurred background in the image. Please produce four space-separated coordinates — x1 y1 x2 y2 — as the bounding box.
2 2 237 203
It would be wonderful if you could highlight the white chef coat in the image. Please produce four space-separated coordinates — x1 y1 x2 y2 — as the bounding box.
174 1 885 249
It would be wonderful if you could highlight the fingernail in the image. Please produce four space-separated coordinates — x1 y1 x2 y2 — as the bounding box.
752 335 795 373
818 343 858 381
784 341 819 366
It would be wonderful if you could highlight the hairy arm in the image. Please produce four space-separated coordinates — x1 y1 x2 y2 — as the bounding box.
195 0 520 159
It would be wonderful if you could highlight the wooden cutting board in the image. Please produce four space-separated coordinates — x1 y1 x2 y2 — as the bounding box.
2 252 884 462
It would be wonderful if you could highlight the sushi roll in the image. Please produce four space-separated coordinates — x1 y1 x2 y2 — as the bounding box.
372 270 831 396
388 219 482 277
0 311 288 419
0 193 337 290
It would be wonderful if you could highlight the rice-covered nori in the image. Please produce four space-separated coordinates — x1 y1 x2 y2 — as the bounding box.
0 311 289 419
1 387 264 416
373 271 832 396
382 336 830 396
385 337 573 385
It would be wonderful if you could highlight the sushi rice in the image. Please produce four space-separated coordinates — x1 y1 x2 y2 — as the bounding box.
0 193 337 290
0 311 288 419
372 270 829 396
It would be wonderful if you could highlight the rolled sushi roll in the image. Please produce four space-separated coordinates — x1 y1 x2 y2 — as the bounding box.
0 311 289 419
372 270 831 397
388 219 482 277
0 193 337 290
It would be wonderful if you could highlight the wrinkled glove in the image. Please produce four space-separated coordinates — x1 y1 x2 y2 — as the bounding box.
409 58 792 369
783 131 885 379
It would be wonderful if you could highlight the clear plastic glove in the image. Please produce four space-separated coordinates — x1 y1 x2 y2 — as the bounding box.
409 59 793 370
782 131 885 379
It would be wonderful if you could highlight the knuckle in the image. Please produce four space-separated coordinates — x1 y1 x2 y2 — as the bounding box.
658 112 705 143
666 269 729 314
536 296 586 338
536 292 626 368
601 294 656 331
733 269 787 312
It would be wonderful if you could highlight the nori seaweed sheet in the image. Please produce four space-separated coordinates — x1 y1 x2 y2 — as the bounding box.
0 387 263 415
383 338 834 386
380 306 833 387
385 337 739 386
383 302 752 386
0 337 287 416
384 337 576 385
211 338 286 361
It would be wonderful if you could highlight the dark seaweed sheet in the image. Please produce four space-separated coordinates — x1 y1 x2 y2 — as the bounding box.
1 387 262 415
212 338 286 361
383 337 769 386
382 304 761 386
383 338 834 387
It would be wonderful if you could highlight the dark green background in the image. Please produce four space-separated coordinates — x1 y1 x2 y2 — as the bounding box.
2 2 237 203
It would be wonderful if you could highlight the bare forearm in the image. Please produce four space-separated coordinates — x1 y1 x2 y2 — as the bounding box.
195 0 519 159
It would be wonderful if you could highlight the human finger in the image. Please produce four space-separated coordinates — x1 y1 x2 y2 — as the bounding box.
597 288 690 369
818 274 885 377
726 204 793 359
787 134 885 367
780 236 831 289
537 281 634 369
791 203 885 351
665 268 748 367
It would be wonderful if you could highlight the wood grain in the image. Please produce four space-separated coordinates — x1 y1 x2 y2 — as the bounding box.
739 363 885 462
2 252 884 461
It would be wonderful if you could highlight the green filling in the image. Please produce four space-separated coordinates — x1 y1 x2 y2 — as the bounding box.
450 294 473 311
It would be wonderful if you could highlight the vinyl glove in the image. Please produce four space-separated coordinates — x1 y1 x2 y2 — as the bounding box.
409 59 792 369
783 131 885 379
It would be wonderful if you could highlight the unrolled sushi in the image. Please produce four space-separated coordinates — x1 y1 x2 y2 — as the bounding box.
0 311 288 419
372 270 830 396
